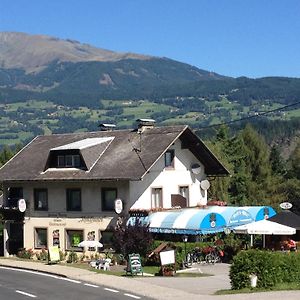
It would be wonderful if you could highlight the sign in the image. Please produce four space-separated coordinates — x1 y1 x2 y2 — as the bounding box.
52 229 60 247
127 253 143 275
280 202 293 210
48 246 60 263
159 250 175 266
18 199 26 212
114 198 123 214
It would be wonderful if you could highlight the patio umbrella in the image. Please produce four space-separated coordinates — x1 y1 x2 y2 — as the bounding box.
233 219 296 248
78 240 103 248
233 219 296 235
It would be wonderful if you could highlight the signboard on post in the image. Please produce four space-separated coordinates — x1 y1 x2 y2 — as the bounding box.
159 250 175 266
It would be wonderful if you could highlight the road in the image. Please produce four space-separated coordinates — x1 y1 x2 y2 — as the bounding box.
0 266 151 300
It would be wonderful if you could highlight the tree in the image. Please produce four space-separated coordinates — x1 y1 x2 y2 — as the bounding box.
0 145 14 166
287 141 300 180
269 145 286 176
112 217 153 260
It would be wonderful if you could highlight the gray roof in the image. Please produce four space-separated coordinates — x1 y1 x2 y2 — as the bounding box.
0 125 229 182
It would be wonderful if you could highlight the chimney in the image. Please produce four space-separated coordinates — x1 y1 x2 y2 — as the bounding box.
136 119 155 132
99 123 116 131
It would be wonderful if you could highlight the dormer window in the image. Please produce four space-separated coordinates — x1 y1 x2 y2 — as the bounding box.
48 150 85 169
44 137 114 172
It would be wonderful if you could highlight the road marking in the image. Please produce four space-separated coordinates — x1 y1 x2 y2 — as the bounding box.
0 266 60 279
124 293 141 299
59 277 81 284
84 283 98 288
104 287 119 293
16 290 37 298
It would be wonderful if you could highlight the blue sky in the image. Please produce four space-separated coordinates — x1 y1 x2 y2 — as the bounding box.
1 0 299 78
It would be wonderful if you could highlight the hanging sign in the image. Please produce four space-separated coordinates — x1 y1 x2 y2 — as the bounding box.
114 198 123 214
18 199 26 212
280 202 293 210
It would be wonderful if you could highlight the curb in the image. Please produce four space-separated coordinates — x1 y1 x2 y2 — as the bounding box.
0 263 68 278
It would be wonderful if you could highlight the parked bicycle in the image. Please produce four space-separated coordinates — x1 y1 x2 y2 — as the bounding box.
184 247 205 267
205 246 223 265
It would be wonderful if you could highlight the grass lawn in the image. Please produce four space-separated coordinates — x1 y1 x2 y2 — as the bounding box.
216 282 300 295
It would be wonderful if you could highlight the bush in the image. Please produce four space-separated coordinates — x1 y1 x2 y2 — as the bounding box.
17 248 34 259
67 251 78 263
230 249 300 289
36 248 48 261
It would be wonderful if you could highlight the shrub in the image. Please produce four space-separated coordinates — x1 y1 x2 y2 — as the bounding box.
230 249 300 290
112 217 153 261
67 251 78 263
36 248 48 261
17 248 34 259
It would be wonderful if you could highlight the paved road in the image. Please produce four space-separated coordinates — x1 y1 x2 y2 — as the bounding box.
0 266 151 300
1 259 300 300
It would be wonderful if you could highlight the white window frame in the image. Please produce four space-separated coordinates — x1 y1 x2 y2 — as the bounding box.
151 187 163 208
179 186 189 206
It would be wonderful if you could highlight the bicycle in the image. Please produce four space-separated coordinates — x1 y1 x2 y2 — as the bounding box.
184 248 205 267
205 247 223 265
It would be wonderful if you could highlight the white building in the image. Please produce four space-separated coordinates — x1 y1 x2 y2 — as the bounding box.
0 120 228 256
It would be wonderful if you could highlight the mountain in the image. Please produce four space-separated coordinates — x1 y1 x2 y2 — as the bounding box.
0 32 227 107
0 32 299 151
0 32 150 71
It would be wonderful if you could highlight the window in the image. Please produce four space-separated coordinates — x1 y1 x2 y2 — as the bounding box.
57 155 65 167
35 228 47 248
66 189 81 211
57 154 81 168
34 189 48 211
100 230 113 248
8 187 23 207
102 188 117 211
164 150 175 168
179 186 189 205
66 230 83 250
151 188 163 208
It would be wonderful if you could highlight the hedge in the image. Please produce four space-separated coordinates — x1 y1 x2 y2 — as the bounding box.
230 249 300 289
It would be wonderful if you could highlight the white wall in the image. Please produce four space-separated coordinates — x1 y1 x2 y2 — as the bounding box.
129 139 208 210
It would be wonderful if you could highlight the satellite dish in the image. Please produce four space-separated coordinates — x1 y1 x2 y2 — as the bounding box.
200 179 210 190
191 163 201 174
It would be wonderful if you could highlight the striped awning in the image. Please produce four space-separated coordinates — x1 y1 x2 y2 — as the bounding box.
127 206 276 235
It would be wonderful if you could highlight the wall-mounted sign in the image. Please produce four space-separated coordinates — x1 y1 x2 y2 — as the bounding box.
280 202 293 210
114 198 123 214
52 229 60 247
18 199 26 212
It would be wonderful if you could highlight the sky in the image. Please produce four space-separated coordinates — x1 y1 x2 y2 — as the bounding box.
0 0 300 78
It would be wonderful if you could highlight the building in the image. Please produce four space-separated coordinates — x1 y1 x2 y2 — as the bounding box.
0 120 229 256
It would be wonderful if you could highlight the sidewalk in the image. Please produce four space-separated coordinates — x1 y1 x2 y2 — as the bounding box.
1 258 300 300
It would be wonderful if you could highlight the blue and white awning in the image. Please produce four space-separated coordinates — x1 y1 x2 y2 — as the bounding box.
127 206 276 235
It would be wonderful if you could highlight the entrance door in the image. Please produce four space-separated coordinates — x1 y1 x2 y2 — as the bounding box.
0 223 3 256
9 222 24 255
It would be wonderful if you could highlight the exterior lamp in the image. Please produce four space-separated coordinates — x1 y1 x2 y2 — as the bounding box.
182 235 188 267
